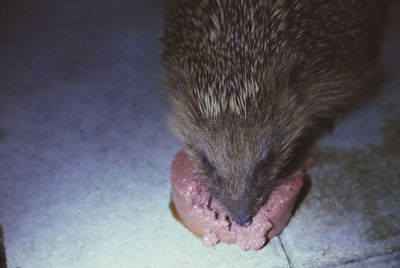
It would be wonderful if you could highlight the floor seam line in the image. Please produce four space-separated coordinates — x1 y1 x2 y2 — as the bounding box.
278 236 293 268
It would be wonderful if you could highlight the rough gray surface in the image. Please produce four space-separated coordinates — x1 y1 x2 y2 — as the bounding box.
0 1 399 267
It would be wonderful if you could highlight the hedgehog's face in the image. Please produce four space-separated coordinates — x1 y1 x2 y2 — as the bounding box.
166 69 311 225
182 124 282 226
202 148 277 226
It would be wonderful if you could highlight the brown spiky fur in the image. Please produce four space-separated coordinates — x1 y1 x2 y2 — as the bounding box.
161 0 386 223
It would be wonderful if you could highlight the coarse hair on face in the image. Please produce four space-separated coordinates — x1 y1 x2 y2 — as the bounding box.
162 52 313 222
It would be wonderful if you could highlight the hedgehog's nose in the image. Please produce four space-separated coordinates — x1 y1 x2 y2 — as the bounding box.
229 203 254 226
233 214 252 226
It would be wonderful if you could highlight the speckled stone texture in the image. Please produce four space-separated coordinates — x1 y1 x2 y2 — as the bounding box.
0 0 399 267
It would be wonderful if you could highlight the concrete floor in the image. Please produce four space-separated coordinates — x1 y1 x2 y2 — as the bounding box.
0 1 399 267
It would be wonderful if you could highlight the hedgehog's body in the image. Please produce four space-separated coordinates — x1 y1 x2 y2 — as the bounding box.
162 0 385 225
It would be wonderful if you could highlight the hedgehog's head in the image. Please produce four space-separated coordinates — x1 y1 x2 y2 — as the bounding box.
163 56 315 224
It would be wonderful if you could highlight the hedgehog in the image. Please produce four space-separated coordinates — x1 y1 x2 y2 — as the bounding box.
161 0 386 225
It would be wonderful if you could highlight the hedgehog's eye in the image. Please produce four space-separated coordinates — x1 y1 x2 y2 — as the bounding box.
254 172 266 184
260 149 273 166
197 151 212 167
200 153 211 166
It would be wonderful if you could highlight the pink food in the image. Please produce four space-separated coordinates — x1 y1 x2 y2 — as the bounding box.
170 150 304 250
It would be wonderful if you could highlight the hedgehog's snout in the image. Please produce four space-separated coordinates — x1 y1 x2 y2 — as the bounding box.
224 198 256 227
232 211 253 226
